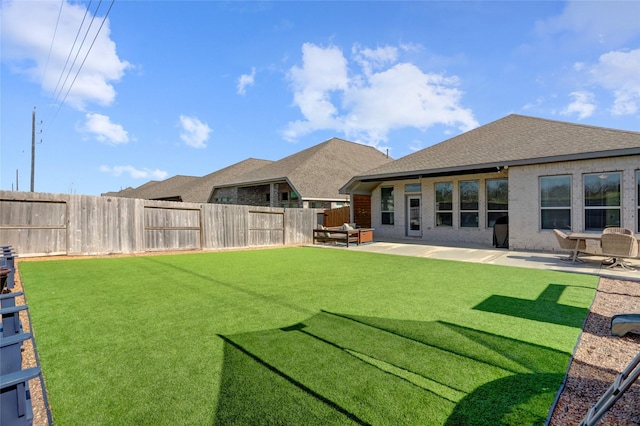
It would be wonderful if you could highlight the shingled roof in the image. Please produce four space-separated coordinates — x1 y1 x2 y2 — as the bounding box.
343 114 640 191
176 158 273 202
103 158 272 202
213 137 393 201
117 175 200 201
102 180 159 198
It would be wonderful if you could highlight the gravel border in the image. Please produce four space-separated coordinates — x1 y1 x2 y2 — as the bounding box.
548 277 640 425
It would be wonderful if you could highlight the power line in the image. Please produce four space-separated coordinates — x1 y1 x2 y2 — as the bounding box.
57 0 115 111
41 0 65 87
52 0 103 105
45 0 93 122
44 0 116 130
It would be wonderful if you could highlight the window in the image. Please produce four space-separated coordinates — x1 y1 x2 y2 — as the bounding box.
435 182 453 227
540 175 571 230
266 194 270 202
584 172 621 231
486 179 508 227
381 187 394 225
405 183 421 192
459 180 478 227
217 197 234 204
291 191 299 200
281 192 289 201
637 171 640 232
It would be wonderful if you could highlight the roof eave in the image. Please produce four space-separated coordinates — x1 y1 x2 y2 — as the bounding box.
213 177 288 189
210 178 310 200
302 196 349 202
342 147 640 193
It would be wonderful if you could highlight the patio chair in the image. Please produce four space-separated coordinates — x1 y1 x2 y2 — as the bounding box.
600 233 639 270
601 227 634 265
553 229 586 262
602 227 634 235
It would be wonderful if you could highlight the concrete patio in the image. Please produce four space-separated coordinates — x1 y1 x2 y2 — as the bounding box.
314 238 640 282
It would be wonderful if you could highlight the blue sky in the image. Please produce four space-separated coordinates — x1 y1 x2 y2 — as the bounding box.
1 1 639 196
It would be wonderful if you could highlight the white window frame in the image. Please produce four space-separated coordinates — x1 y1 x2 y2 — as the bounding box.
637 170 640 232
381 186 395 225
459 180 479 228
583 172 621 231
486 178 508 228
540 175 572 230
435 182 453 227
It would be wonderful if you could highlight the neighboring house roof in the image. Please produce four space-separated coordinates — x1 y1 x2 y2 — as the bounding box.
177 158 273 202
102 180 160 198
125 175 200 201
212 137 394 201
342 114 640 193
102 158 272 202
102 186 136 198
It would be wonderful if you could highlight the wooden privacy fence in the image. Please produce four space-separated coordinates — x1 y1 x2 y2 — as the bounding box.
322 196 372 228
0 191 322 257
322 206 351 227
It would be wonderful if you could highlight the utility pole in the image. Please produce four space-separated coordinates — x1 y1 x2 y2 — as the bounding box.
31 108 36 192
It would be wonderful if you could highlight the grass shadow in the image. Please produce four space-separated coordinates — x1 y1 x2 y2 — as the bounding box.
215 334 362 425
215 312 572 425
473 284 589 328
445 372 564 426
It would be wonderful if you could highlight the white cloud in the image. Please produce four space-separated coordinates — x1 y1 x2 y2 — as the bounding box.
81 113 129 144
99 165 167 180
0 0 130 109
237 67 256 95
588 49 640 115
283 43 477 147
283 43 349 138
289 43 350 93
562 91 596 119
352 44 398 76
535 1 640 47
179 115 211 148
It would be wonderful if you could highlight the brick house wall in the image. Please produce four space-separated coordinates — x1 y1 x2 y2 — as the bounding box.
508 155 639 251
369 154 639 251
370 171 506 244
238 184 271 206
211 187 238 203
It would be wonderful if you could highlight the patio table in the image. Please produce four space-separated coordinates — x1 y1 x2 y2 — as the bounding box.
566 232 602 262
567 232 640 264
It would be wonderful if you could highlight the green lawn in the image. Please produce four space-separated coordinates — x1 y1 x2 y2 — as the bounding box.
19 247 598 425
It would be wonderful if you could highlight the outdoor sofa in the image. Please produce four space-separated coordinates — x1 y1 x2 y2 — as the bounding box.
313 224 373 247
